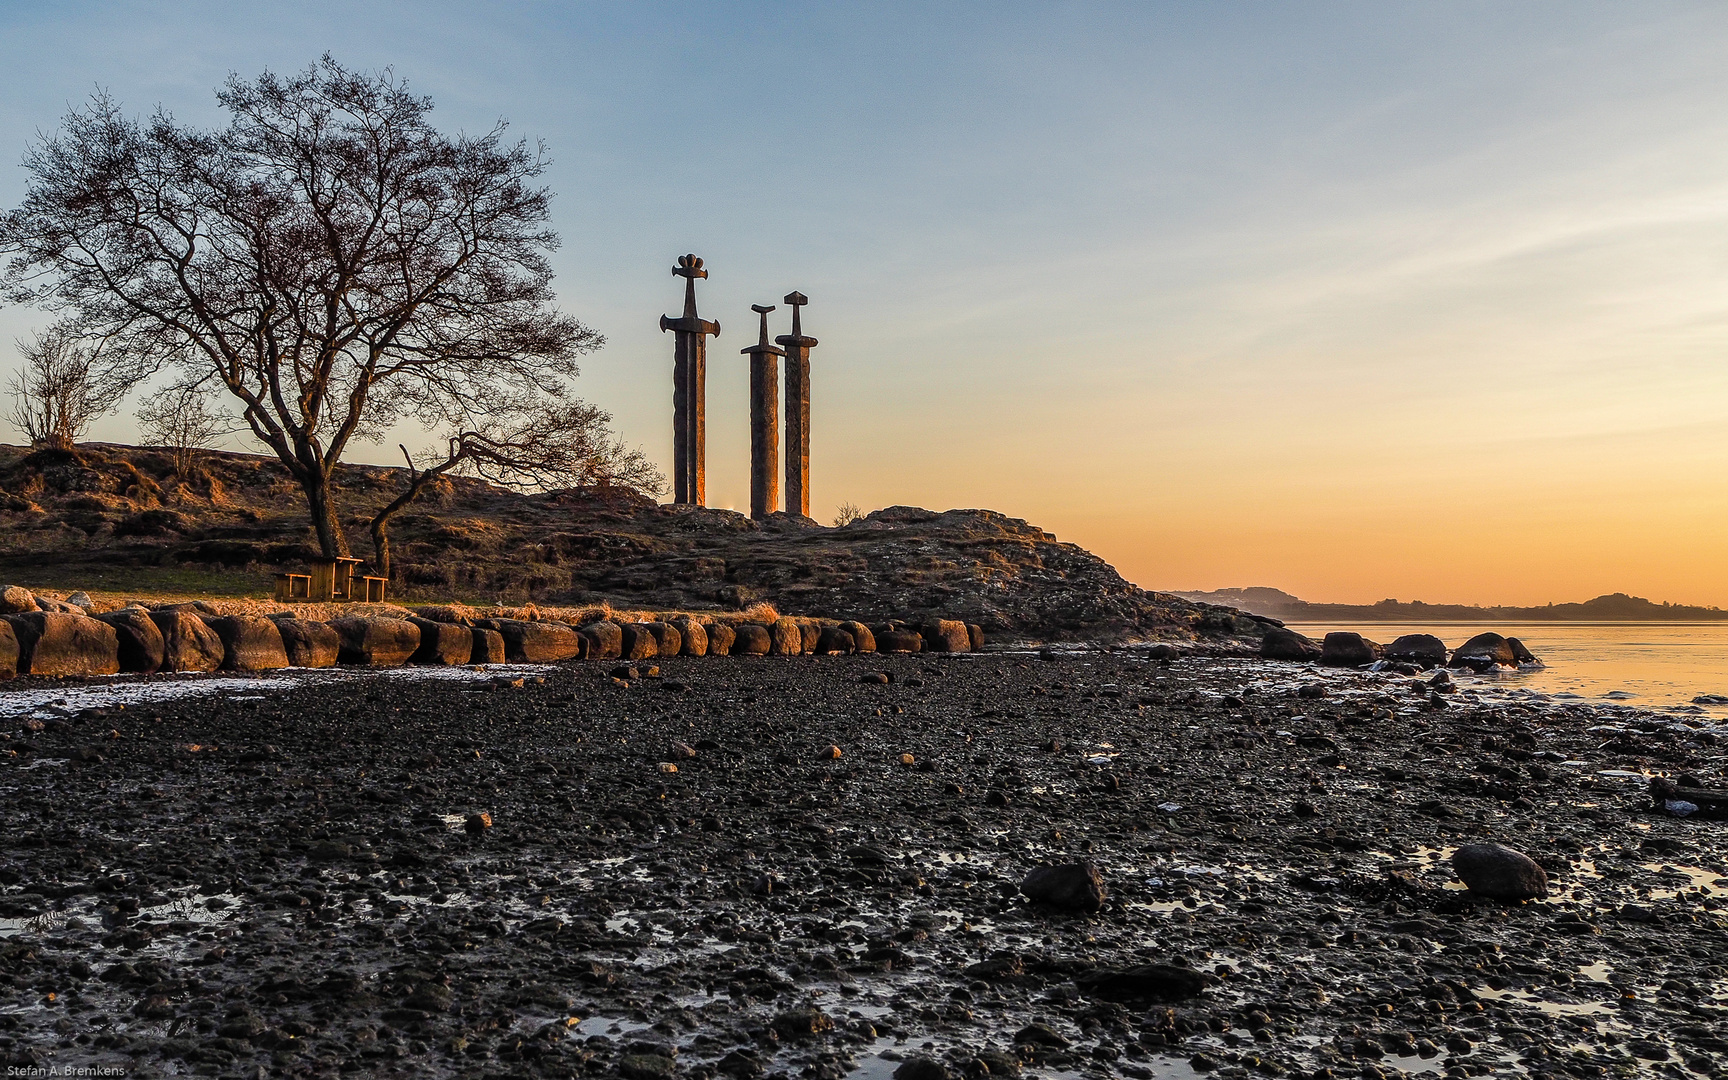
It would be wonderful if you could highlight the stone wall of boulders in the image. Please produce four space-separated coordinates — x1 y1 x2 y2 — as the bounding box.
0 586 986 679
1258 627 1540 672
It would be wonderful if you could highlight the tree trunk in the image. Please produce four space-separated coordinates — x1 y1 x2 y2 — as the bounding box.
302 476 349 558
369 515 393 581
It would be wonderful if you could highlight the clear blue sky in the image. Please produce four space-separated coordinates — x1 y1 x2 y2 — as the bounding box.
4 2 1728 605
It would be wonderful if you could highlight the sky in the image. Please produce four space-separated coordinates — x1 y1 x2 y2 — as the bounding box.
3 1 1728 607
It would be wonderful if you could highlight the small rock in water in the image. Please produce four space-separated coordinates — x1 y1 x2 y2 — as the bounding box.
1020 861 1106 912
1451 842 1548 900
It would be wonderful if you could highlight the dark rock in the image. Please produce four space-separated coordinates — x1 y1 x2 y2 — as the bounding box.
0 619 17 680
1020 862 1106 912
329 617 420 667
1451 842 1548 901
921 619 971 653
841 621 876 654
798 620 820 654
815 626 855 654
1144 643 1180 661
732 624 772 655
94 607 165 673
579 620 623 660
1260 627 1322 662
770 1008 834 1039
619 1054 677 1080
1449 633 1526 671
205 615 290 671
1075 963 1217 1002
1384 633 1448 668
469 627 506 664
1320 632 1381 667
1013 1024 1070 1049
966 623 985 651
6 612 120 677
149 609 224 672
875 628 924 654
274 618 339 668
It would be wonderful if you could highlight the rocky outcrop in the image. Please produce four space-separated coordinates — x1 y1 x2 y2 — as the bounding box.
1384 633 1448 668
1449 633 1539 671
1259 627 1321 662
1320 632 1381 667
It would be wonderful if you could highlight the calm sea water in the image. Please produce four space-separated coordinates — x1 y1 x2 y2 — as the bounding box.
1286 622 1728 713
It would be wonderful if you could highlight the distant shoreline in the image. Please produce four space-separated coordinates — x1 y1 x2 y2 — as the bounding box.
1169 588 1728 624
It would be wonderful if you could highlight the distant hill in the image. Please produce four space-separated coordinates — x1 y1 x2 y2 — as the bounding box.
0 442 1277 644
1171 587 1728 622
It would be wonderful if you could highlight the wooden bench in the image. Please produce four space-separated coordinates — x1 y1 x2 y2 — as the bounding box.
273 573 311 602
359 576 387 603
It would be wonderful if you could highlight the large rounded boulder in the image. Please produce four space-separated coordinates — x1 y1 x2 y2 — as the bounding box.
815 626 856 654
1020 862 1107 913
274 618 339 668
578 620 623 661
206 615 290 671
329 616 421 667
1452 843 1548 901
1320 632 1381 667
921 620 971 653
733 624 772 656
670 618 708 657
770 618 803 656
875 627 924 654
641 621 682 658
619 623 659 661
1384 633 1448 668
485 619 581 663
841 621 876 654
470 627 506 665
1260 627 1321 662
95 607 166 673
6 612 119 677
408 617 474 666
706 622 735 656
149 609 225 673
1449 633 1529 671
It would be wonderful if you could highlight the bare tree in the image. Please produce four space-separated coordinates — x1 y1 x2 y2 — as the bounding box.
6 322 118 450
135 382 230 479
832 501 863 527
0 56 607 557
368 398 663 578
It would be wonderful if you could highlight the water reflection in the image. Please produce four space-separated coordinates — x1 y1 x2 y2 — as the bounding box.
1287 622 1728 712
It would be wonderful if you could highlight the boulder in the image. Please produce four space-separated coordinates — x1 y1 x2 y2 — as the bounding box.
483 619 581 663
841 621 875 654
149 609 225 672
470 627 506 665
205 615 290 671
1451 843 1548 901
35 597 81 614
876 628 924 653
770 618 802 656
619 623 660 661
94 608 165 673
0 620 17 679
0 585 35 614
408 618 474 666
329 617 421 667
966 624 985 651
1506 637 1536 664
1259 627 1322 662
1075 964 1216 1003
705 622 735 656
733 624 772 656
1384 633 1448 668
641 621 682 658
274 618 339 668
798 621 820 654
670 618 708 657
6 612 120 677
1020 862 1106 912
1320 631 1381 667
921 620 971 653
1449 632 1524 671
815 626 856 654
578 620 623 661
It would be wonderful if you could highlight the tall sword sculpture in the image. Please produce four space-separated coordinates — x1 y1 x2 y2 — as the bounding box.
740 304 784 519
774 291 817 518
660 254 720 505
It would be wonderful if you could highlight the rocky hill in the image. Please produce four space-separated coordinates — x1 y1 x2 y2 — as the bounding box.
0 443 1273 644
1174 585 1728 622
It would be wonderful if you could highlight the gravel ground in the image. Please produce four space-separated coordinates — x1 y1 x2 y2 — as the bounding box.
1 648 1725 1080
